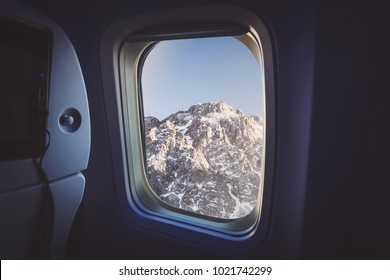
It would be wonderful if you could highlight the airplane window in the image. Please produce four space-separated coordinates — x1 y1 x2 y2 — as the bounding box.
139 36 265 220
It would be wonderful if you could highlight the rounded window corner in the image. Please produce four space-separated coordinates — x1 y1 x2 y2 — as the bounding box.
100 5 275 254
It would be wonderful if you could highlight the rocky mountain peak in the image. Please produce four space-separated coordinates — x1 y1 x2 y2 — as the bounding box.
144 102 263 219
187 101 242 117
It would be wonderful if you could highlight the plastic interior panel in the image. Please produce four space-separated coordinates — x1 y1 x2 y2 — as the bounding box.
0 0 90 183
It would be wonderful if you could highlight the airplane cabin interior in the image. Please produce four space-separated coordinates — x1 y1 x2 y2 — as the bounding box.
0 0 389 260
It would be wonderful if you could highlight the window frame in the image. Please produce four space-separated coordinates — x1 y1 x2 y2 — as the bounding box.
100 5 276 254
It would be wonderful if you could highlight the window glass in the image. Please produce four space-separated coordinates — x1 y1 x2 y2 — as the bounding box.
140 36 264 219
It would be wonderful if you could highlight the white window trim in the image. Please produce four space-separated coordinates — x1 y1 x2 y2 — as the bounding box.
120 32 263 231
100 5 275 254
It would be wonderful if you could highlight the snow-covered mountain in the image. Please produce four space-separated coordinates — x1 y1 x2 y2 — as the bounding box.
144 102 263 219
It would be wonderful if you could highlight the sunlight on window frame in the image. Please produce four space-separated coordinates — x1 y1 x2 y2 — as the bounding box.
118 23 269 236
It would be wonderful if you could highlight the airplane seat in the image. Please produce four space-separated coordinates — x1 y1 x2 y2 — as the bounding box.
0 0 90 259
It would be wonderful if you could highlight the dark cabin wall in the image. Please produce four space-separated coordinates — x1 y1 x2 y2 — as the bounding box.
8 0 388 259
302 0 390 259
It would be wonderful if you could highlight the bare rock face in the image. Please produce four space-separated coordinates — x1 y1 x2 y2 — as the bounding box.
144 102 263 219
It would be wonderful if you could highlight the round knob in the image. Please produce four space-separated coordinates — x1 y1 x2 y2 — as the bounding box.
59 108 81 133
60 114 75 126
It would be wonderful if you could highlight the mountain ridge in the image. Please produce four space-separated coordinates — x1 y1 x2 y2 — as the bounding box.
144 101 263 219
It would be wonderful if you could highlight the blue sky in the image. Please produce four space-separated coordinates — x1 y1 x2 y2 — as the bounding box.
141 36 264 120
